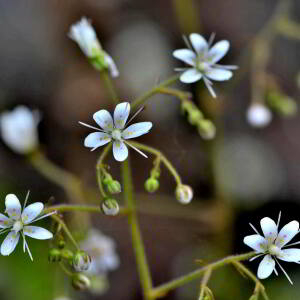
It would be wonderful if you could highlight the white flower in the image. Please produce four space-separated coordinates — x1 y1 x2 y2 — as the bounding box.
0 192 56 260
247 103 272 128
80 229 119 275
79 102 152 161
69 17 119 77
0 106 40 154
173 33 237 98
244 212 300 284
175 184 193 204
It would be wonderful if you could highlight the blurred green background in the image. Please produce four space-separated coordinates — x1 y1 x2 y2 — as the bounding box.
0 0 300 299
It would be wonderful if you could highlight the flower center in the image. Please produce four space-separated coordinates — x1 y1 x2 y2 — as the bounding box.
268 244 281 256
111 129 122 141
12 220 23 233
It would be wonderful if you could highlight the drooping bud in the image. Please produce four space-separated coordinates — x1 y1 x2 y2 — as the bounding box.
246 103 272 128
60 249 74 263
197 119 216 140
73 250 92 272
71 273 91 290
188 110 203 126
267 91 297 117
58 240 66 249
48 248 61 262
144 178 160 193
101 198 119 216
106 180 122 194
175 184 193 204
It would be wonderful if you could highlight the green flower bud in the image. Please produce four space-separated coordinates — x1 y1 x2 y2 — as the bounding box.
58 240 66 249
61 249 74 263
102 173 113 185
107 180 122 194
181 100 194 114
175 184 193 204
101 198 119 216
188 110 203 126
73 250 92 272
197 119 216 140
72 273 91 290
144 178 160 193
249 295 258 300
48 248 61 262
267 91 298 117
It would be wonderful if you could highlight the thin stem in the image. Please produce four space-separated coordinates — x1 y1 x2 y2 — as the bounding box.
232 261 269 300
59 262 74 277
101 71 118 104
128 141 182 186
156 87 191 102
43 204 129 215
198 268 212 300
276 17 300 40
122 158 153 300
131 74 180 110
96 143 112 197
149 252 256 299
51 215 80 251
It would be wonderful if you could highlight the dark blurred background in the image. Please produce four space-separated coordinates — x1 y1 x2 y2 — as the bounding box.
0 0 300 299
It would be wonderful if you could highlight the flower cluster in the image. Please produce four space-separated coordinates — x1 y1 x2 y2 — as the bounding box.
244 212 300 284
0 193 55 260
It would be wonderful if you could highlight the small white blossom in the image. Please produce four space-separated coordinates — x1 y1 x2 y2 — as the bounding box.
0 192 55 260
175 184 193 204
247 103 272 128
69 17 119 77
0 106 40 154
244 212 300 284
80 229 120 275
79 102 152 161
173 33 237 98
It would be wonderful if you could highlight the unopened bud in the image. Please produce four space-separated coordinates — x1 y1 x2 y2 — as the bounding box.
101 198 119 216
48 248 61 262
58 240 66 249
246 103 272 128
107 180 122 194
175 184 193 204
144 178 159 193
197 119 216 140
181 100 194 114
73 250 92 272
249 295 258 300
188 110 203 125
102 174 113 185
72 273 91 290
267 91 297 117
60 249 74 263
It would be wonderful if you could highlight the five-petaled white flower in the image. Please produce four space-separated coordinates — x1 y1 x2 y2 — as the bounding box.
173 33 237 98
0 106 40 154
69 17 119 77
244 212 300 284
0 192 55 260
79 102 152 162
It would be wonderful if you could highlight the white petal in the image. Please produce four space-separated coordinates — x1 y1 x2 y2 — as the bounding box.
5 194 21 220
260 217 278 242
243 234 268 253
257 255 275 279
21 202 44 224
173 49 196 66
113 102 130 129
84 132 111 149
279 249 300 262
104 53 119 78
23 226 53 240
276 221 299 247
122 122 152 139
1 232 20 256
189 33 208 54
207 40 230 63
112 141 128 162
180 69 202 83
0 213 13 228
93 110 114 131
205 68 233 81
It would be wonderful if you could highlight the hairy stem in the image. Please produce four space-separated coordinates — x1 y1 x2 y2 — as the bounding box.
122 158 153 299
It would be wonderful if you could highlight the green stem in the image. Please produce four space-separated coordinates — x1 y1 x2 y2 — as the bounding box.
128 141 182 186
131 74 180 110
198 268 212 300
149 252 256 299
59 262 74 277
276 17 300 40
43 204 129 215
122 158 153 299
52 215 80 251
101 71 118 104
96 144 112 197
